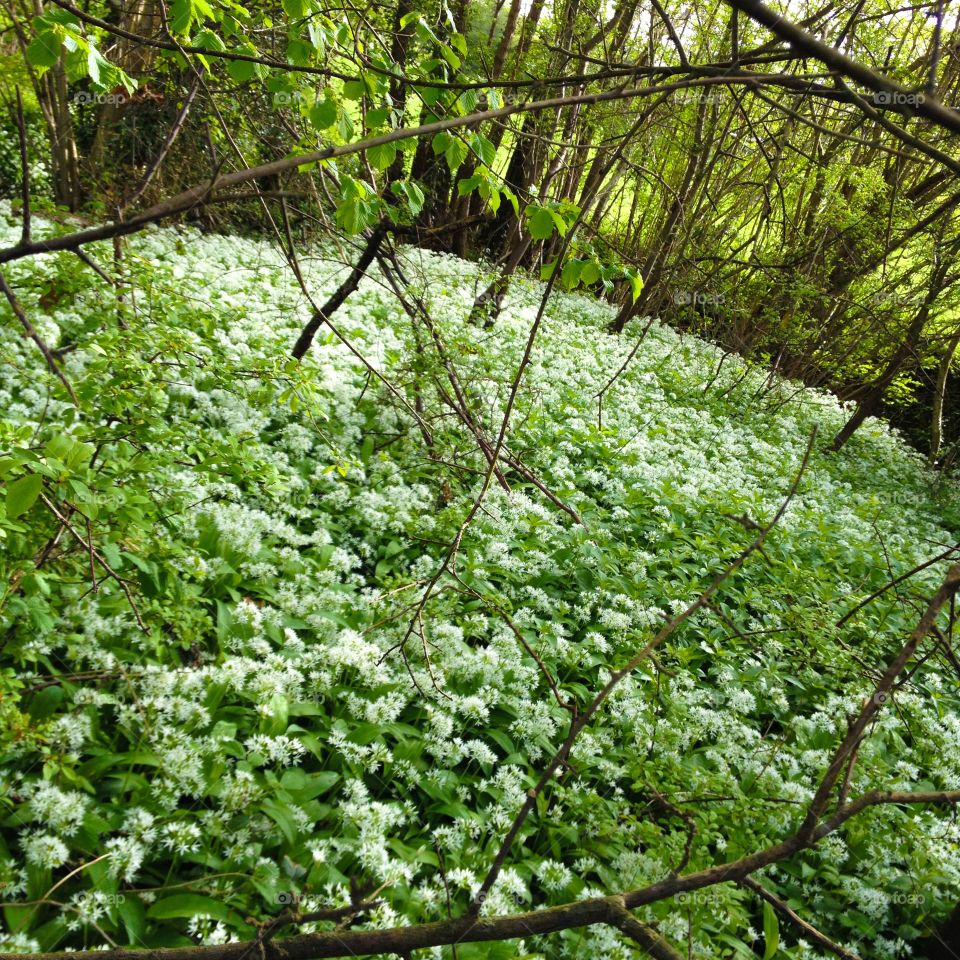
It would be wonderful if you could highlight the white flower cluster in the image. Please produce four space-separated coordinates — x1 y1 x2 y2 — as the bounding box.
0 205 958 958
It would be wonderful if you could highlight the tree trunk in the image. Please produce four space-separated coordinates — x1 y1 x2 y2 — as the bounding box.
930 324 960 462
833 259 949 451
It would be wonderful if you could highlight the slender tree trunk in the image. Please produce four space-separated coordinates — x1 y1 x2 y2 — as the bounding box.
931 324 960 462
833 259 949 451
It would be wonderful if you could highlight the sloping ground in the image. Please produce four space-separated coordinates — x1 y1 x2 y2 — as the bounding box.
1 206 959 959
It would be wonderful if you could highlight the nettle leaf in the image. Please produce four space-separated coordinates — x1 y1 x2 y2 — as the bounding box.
527 204 556 241
6 474 43 519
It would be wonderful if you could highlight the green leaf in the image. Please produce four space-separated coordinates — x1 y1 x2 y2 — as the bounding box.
169 0 194 34
26 31 61 68
581 260 601 286
560 258 584 290
368 141 397 171
762 900 780 959
309 97 338 130
226 54 257 82
343 79 366 101
527 205 555 241
261 798 299 845
470 134 496 167
391 180 424 216
444 137 468 173
6 474 42 518
628 270 645 302
147 894 231 923
457 174 482 196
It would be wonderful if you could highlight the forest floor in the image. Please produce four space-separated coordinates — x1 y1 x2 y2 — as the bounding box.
2 209 960 959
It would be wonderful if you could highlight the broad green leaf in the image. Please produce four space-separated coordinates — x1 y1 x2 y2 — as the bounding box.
581 260 601 286
527 205 555 241
147 894 231 923
444 136 468 172
26 31 61 68
6 474 42 518
458 174 482 196
368 141 397 171
309 97 338 129
470 134 496 167
561 258 584 289
762 900 780 959
343 79 366 101
226 54 257 83
169 0 194 34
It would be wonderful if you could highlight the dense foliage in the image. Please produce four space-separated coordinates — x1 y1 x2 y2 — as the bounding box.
3 0 960 453
1 206 959 958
